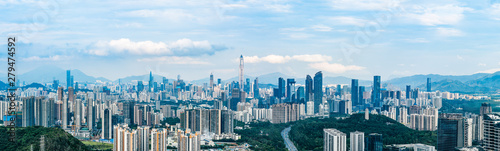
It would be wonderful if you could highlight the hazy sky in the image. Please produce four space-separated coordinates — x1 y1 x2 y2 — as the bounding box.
2 0 500 81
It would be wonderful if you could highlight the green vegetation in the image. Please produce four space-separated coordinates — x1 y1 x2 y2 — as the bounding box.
289 114 436 151
440 99 500 114
82 141 112 151
160 117 180 126
235 122 291 151
0 126 89 151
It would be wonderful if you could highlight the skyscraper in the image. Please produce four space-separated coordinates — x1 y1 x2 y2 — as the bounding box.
305 75 313 102
437 113 472 151
483 113 500 150
210 73 214 97
359 86 365 106
253 78 259 99
149 71 154 92
350 131 364 151
406 85 411 99
313 71 323 114
102 108 113 139
351 79 359 107
372 76 381 107
427 78 431 92
286 78 296 103
41 98 54 127
324 128 346 151
66 70 71 88
278 77 286 101
22 97 35 127
366 133 383 151
480 103 492 116
239 55 244 90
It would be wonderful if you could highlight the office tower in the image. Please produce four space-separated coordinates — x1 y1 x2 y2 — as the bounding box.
314 71 323 114
350 131 364 151
239 55 244 90
437 113 472 151
372 76 381 107
123 101 135 125
395 91 401 100
254 78 259 99
366 133 383 151
305 75 313 102
149 71 154 92
137 126 150 151
483 113 500 150
286 78 296 103
210 73 214 96
427 78 431 92
217 78 221 85
336 84 342 96
359 86 365 105
278 77 286 100
102 108 112 139
230 88 240 111
151 128 167 151
406 85 411 99
66 70 71 88
221 110 233 134
324 128 346 151
297 86 304 103
178 129 201 151
22 97 35 127
351 79 359 107
245 78 251 93
52 80 59 90
137 81 144 92
339 100 352 115
480 103 492 116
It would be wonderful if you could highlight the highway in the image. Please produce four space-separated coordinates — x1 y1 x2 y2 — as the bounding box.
281 126 298 151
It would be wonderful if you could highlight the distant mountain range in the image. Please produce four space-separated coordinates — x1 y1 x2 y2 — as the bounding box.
4 65 500 93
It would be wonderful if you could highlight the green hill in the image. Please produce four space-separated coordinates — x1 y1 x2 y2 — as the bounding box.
289 114 436 151
0 126 89 151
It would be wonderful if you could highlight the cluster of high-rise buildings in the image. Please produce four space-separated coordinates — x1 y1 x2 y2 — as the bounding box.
1 55 499 150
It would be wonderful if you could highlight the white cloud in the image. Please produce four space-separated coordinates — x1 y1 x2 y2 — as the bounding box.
87 38 224 56
327 16 368 26
478 63 487 66
280 27 306 31
309 62 365 73
123 9 199 22
436 28 464 37
487 3 500 20
402 38 429 43
22 55 68 61
476 68 500 74
404 4 472 26
311 24 332 31
244 54 332 64
330 0 401 11
137 56 210 65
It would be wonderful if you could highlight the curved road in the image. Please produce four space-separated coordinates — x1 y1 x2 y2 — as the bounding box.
281 126 298 151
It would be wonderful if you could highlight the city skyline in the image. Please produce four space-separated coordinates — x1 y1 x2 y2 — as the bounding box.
2 0 500 81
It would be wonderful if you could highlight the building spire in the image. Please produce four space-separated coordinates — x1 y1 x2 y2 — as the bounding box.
239 55 244 90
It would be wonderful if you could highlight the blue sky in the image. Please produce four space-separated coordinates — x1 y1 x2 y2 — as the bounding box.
1 0 500 81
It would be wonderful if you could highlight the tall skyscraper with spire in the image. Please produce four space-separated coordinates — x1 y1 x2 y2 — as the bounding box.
239 55 244 90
